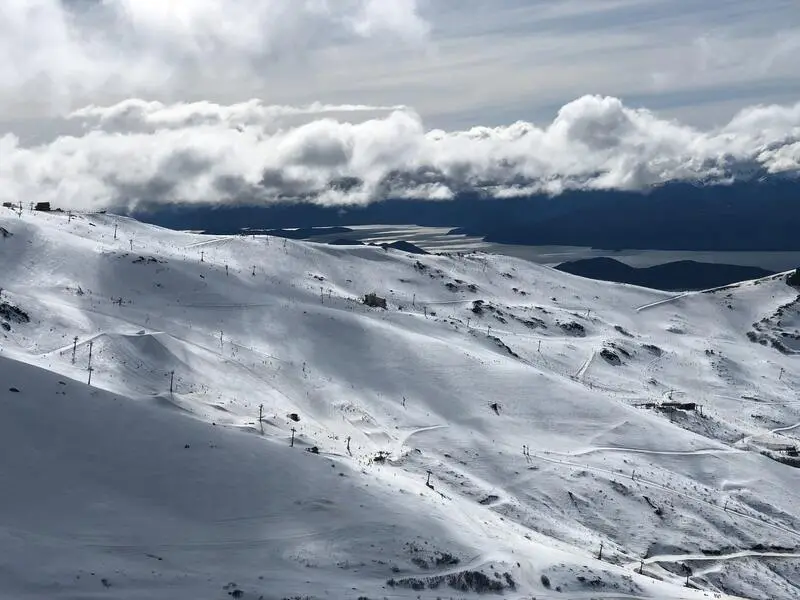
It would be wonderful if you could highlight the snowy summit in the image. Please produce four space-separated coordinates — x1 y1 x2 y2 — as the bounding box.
1 207 800 599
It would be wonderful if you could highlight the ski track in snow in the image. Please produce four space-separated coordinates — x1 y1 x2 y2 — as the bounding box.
561 447 746 457
635 293 692 312
575 349 596 380
630 549 800 568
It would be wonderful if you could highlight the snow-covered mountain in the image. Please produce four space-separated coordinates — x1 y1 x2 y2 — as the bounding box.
1 207 799 600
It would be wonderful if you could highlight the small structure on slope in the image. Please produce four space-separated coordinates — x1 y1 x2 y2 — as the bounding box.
363 292 387 309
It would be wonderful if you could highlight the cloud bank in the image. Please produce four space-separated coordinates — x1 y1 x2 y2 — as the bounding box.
2 95 800 211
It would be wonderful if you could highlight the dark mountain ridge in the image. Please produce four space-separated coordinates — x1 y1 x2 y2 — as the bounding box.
555 257 776 291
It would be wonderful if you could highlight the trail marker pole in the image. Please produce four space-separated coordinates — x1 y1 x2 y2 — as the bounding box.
346 436 351 455
72 336 78 364
170 370 175 393
87 366 94 386
779 367 785 381
598 542 604 560
113 224 118 240
88 340 93 369
290 427 296 447
200 251 204 262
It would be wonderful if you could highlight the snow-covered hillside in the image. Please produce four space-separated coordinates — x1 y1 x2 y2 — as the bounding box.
2 207 799 600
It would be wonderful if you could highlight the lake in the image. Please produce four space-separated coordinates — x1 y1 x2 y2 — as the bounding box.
310 225 800 272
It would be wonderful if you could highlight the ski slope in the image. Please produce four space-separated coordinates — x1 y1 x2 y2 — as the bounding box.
1 207 799 599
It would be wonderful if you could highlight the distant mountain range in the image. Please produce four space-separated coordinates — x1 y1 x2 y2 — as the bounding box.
132 178 800 251
555 257 776 291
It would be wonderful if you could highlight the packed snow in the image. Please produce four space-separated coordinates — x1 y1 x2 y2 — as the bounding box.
1 206 799 600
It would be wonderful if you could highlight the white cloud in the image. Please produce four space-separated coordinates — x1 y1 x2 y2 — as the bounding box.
69 99 409 131
3 95 800 211
0 0 428 113
1 0 798 131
